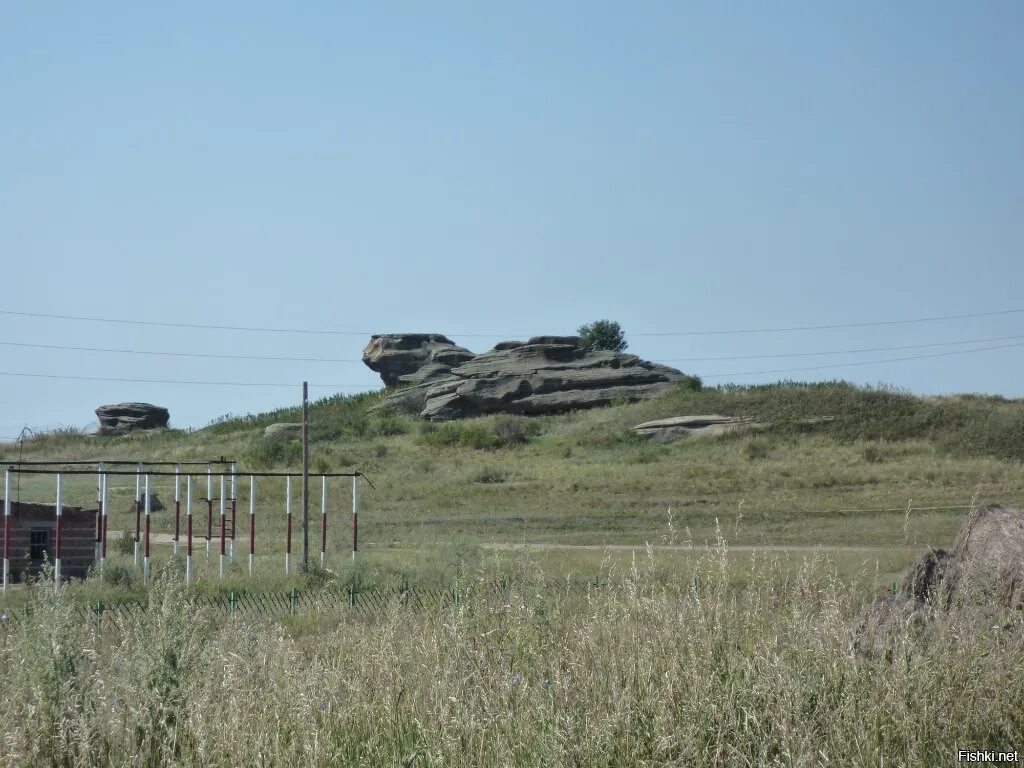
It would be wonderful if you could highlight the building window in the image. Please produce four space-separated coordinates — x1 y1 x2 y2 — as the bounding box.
30 529 49 560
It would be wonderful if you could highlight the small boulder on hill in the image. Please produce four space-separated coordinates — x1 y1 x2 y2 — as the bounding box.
362 334 475 387
264 423 302 439
855 503 1024 654
95 403 169 436
632 415 768 442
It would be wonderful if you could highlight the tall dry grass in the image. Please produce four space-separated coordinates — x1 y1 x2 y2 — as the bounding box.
1 547 1022 767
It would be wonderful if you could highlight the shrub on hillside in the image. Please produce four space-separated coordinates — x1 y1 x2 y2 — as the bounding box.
418 422 498 450
493 416 541 447
578 319 628 352
246 435 302 469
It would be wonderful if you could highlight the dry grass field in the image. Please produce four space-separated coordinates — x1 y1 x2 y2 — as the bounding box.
2 381 1023 765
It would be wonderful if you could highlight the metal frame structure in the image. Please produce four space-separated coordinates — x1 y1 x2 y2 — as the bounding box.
2 465 368 590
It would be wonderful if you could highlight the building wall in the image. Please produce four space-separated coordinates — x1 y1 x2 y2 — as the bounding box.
2 501 98 581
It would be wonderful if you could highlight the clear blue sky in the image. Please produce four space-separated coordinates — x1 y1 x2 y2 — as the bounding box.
1 2 1022 437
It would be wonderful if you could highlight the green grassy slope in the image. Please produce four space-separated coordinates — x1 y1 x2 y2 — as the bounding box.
4 380 1023 591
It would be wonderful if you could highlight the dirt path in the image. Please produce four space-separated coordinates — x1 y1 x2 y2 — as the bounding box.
480 542 913 553
125 533 910 554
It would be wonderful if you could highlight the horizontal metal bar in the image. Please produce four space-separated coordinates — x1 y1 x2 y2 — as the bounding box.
7 459 235 466
5 467 363 479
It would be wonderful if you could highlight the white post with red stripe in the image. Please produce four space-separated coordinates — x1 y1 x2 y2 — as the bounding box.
173 465 181 556
134 464 142 566
230 463 237 563
54 473 63 589
143 474 152 585
352 474 359 563
249 476 256 576
285 476 292 575
95 463 103 562
219 475 226 578
100 470 108 571
185 475 193 584
3 469 10 592
320 477 327 567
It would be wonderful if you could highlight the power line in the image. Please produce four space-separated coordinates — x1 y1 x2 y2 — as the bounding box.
2 307 1024 338
0 340 363 364
701 340 1024 379
634 308 1024 336
0 340 1019 388
4 333 1024 365
0 371 374 388
656 333 1024 363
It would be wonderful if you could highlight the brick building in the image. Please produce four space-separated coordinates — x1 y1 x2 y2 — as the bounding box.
1 501 98 582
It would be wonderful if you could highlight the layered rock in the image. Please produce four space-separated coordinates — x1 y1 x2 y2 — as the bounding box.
362 334 475 387
373 335 688 421
632 415 768 442
854 504 1024 654
95 402 169 436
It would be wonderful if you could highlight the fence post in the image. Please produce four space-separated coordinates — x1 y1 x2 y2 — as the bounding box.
290 587 298 615
348 582 356 608
230 591 237 618
94 600 104 632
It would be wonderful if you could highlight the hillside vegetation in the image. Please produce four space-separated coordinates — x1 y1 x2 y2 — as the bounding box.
4 382 1024 765
4 381 1024 592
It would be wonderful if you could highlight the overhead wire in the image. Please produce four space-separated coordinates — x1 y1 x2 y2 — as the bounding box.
701 340 1024 379
0 339 1018 387
0 340 363 363
2 306 1024 338
3 333 1024 365
0 371 371 388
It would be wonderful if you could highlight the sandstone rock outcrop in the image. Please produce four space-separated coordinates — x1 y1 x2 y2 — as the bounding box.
372 335 689 421
854 504 1024 654
362 334 475 387
264 423 302 439
95 403 169 436
632 415 768 442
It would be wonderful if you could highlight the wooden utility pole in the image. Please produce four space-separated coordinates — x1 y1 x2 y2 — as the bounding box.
301 381 310 570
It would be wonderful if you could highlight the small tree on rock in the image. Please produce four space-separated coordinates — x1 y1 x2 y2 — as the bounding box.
578 320 628 352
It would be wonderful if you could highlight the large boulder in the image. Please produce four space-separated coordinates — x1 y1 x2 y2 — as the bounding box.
632 415 768 442
95 402 169 436
362 334 476 387
374 335 689 421
264 423 302 439
854 504 1024 654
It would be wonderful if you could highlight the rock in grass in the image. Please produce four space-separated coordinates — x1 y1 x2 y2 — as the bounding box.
854 503 1024 654
632 415 768 442
264 423 303 439
95 402 169 436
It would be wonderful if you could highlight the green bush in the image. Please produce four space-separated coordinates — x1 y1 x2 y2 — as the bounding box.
744 439 772 461
578 319 628 352
101 562 135 588
373 415 408 437
245 435 302 469
114 531 136 556
493 416 540 447
472 466 508 484
419 422 498 450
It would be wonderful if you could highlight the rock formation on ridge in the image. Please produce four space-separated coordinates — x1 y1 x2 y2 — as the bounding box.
368 334 690 421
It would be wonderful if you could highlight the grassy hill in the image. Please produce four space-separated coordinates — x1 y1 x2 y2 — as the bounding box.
5 380 1024 593
4 381 1024 765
